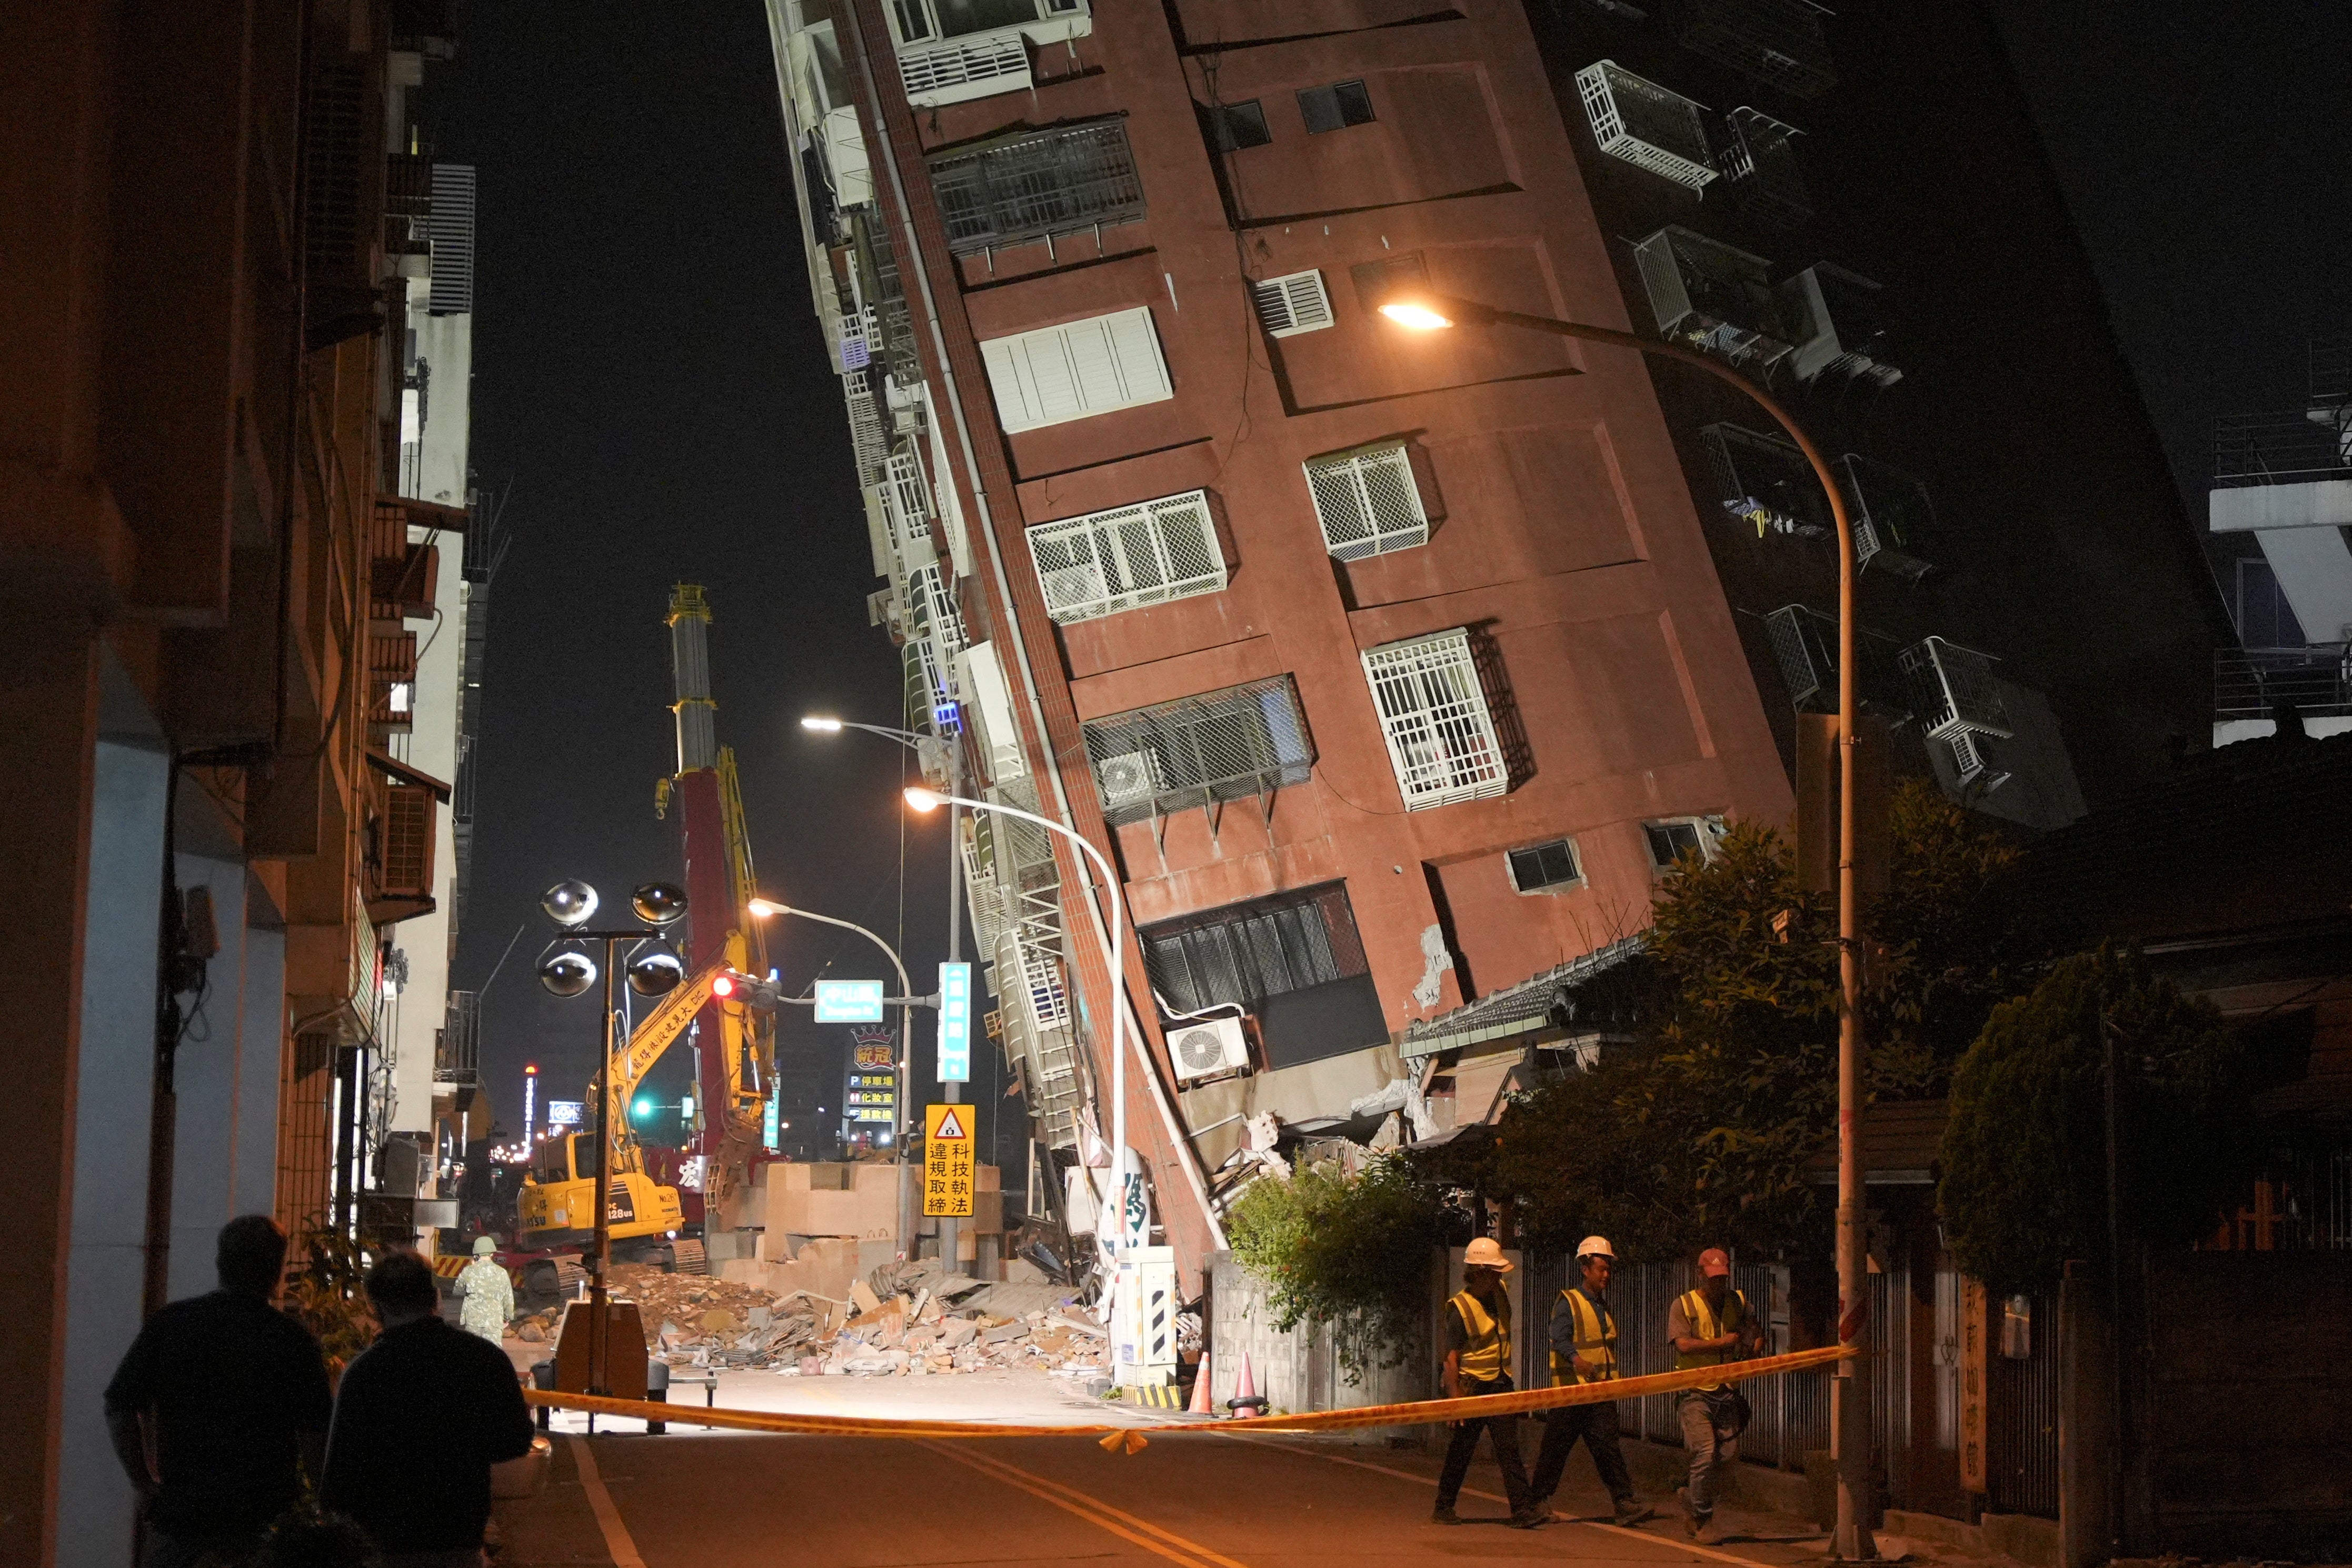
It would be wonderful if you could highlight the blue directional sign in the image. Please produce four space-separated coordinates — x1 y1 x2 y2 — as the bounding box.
937 961 973 1082
762 1094 781 1153
814 978 886 1024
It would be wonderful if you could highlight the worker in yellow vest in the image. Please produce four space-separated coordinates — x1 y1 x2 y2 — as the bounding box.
1432 1237 1541 1529
1527 1236 1655 1525
1668 1247 1764 1542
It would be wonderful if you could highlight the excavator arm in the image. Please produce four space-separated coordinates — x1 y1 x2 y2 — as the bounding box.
597 957 729 1159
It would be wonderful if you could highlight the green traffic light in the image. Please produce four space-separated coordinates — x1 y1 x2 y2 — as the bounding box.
633 1097 653 1119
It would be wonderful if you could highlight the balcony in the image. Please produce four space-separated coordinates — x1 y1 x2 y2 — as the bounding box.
1701 422 1829 537
1778 263 1900 388
2215 645 2352 725
1899 636 2011 741
890 0 1091 109
928 117 1144 258
1632 226 1792 371
1764 604 1905 712
367 630 417 731
2210 411 2352 640
1669 0 1837 99
1080 676 1314 828
1840 454 1936 580
1715 107 1809 228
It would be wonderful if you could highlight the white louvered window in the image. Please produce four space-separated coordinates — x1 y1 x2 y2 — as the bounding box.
1250 271 1333 338
1360 629 1508 810
1026 490 1227 624
1303 441 1429 561
980 306 1174 434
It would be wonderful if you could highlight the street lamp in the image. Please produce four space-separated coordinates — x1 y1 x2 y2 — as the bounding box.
534 877 690 1399
1383 291 1875 1562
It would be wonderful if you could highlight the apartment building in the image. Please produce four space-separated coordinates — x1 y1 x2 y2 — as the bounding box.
0 5 473 1562
760 0 2221 1289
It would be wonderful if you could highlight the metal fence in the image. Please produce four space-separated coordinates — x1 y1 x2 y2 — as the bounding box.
2214 644 2352 721
2214 410 2352 486
1986 1289 2061 1518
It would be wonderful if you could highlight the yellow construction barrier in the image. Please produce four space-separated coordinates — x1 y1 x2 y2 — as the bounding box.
522 1342 1853 1453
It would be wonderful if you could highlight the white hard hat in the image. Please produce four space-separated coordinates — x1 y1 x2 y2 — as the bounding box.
1575 1235 1616 1262
1462 1236 1513 1272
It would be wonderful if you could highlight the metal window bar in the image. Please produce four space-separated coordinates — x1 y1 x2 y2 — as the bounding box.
1304 441 1430 561
436 991 480 1085
1575 61 1717 191
1668 0 1837 99
1139 882 1366 1016
1630 227 1792 370
1715 108 1809 228
426 163 478 315
899 33 1033 106
2213 410 2352 487
1701 423 1829 537
884 445 934 560
1361 630 1508 808
1898 636 2011 740
1028 490 1228 624
1839 453 1937 575
842 375 893 489
929 118 1146 256
1080 675 1314 827
1986 1288 2061 1519
2215 644 2352 720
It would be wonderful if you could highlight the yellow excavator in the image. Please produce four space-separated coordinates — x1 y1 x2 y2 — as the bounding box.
515 955 763 1290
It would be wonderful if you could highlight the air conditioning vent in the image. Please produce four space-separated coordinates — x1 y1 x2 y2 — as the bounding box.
1251 271 1334 338
1168 1015 1250 1084
1095 750 1166 812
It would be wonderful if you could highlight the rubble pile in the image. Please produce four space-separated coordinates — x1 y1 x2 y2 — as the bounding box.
513 1257 1108 1380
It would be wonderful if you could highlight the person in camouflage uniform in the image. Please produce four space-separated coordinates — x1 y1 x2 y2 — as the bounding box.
454 1235 514 1345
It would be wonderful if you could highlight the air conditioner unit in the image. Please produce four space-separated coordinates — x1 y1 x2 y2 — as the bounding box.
1168 1015 1250 1084
1095 750 1165 813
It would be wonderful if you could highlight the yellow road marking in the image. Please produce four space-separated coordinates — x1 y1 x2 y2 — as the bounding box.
1233 1435 1802 1568
922 1440 1255 1568
567 1436 648 1568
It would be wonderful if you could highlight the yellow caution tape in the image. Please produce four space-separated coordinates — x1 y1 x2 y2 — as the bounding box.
522 1342 1852 1452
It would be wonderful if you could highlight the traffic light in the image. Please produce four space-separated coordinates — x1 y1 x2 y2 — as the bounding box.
712 968 782 1012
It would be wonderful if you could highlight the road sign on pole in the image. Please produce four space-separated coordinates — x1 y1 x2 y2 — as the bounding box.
813 978 886 1023
762 1094 780 1153
936 961 972 1082
923 1103 974 1217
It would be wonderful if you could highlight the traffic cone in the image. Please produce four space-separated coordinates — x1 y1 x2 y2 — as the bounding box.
1227 1351 1268 1415
1188 1354 1215 1415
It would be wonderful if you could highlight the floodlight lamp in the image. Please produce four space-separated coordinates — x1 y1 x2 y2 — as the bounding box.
903 786 945 813
630 882 689 926
1379 299 1454 332
536 941 596 998
625 938 685 997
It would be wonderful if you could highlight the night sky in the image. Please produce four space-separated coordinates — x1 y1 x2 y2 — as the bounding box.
420 4 2348 1161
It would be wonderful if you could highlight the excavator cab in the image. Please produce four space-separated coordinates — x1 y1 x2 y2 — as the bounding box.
516 1131 683 1271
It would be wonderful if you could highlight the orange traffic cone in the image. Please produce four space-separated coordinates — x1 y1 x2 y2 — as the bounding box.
1227 1351 1268 1415
1188 1354 1215 1415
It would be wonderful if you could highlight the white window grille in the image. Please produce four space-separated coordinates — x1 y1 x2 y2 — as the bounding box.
883 445 933 564
980 306 1174 434
1575 61 1716 192
1303 441 1429 561
842 377 891 487
899 34 1033 107
929 119 1143 256
1081 676 1314 826
1026 490 1227 624
1360 629 1508 809
1250 270 1334 338
1899 637 2012 742
1765 603 1838 710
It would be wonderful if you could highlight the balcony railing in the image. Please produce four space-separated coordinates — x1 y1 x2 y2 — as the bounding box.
1899 636 2011 740
2215 645 2352 721
436 990 480 1086
2214 411 2352 488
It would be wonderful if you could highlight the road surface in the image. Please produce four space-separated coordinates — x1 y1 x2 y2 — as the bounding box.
495 1374 1855 1568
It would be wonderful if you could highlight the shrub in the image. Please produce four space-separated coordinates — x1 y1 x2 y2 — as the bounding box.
1226 1154 1447 1379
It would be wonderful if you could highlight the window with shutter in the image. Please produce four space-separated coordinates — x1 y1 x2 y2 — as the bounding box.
1026 490 1227 623
1250 271 1334 338
1360 629 1508 808
981 307 1174 433
1302 441 1429 560
380 785 435 898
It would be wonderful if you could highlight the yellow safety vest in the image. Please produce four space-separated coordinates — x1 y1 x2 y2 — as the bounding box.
1550 1288 1618 1386
1448 1289 1511 1383
1673 1287 1750 1389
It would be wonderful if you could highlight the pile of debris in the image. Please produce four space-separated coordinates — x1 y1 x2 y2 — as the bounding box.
510 1257 1108 1381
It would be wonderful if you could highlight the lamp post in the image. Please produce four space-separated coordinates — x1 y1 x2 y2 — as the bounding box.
1381 292 1875 1562
534 878 690 1399
802 712 968 1265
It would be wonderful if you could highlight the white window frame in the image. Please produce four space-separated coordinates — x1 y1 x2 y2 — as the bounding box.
1303 440 1429 561
1360 628 1508 810
1251 270 1334 338
1026 490 1227 624
1642 815 1724 872
1506 838 1583 894
981 306 1174 435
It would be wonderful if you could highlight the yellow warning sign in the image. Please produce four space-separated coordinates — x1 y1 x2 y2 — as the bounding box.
923 1102 974 1218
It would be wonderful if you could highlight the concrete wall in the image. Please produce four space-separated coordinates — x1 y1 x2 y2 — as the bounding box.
57 736 170 1568
1208 1250 1430 1440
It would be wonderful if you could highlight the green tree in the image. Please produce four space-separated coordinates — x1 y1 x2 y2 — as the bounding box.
1939 946 2248 1296
1493 784 2033 1262
1226 1153 1448 1379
